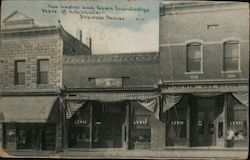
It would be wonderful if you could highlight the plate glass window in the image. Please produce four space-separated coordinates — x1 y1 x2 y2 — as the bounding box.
187 43 202 72
37 59 49 84
15 60 25 85
223 41 240 71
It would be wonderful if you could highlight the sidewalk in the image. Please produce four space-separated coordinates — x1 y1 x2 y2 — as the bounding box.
1 148 248 159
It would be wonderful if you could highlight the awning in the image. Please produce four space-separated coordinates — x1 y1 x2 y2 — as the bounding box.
66 101 87 119
0 96 58 123
66 92 159 102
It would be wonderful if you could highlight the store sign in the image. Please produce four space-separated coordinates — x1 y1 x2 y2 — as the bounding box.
74 120 88 125
229 121 244 126
163 83 248 93
95 78 123 88
171 120 185 125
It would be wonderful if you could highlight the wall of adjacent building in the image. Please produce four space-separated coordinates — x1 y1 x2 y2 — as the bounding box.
0 32 63 91
159 2 249 81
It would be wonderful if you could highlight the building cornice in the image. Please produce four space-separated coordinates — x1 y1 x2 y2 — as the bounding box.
63 52 160 64
159 79 249 86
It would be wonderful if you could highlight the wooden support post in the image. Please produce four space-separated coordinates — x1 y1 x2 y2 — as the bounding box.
0 123 3 149
247 94 249 148
62 97 68 149
55 98 63 152
223 94 228 147
89 103 93 148
125 101 130 150
186 96 190 147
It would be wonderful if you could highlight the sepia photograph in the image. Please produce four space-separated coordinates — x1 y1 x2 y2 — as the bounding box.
0 0 249 159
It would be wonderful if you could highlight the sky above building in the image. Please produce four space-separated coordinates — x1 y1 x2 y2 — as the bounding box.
1 0 159 55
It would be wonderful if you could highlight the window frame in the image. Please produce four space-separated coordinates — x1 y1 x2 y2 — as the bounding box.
223 41 240 72
37 59 49 84
15 60 26 85
186 42 203 73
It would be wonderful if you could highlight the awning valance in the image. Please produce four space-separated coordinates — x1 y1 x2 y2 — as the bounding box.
232 92 249 107
0 96 58 123
66 101 87 119
66 92 159 102
162 93 226 112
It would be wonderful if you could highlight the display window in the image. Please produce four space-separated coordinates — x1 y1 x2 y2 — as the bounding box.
4 123 55 150
166 100 187 146
68 101 126 148
227 95 247 147
129 101 152 149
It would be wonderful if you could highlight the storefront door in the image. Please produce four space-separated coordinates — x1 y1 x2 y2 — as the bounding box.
93 102 125 148
190 96 219 147
197 120 215 146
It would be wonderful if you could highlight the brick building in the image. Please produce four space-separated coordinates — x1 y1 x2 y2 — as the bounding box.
159 1 249 148
0 1 249 156
0 11 90 151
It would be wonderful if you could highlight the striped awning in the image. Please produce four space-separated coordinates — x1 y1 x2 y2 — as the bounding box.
66 92 159 102
66 101 87 119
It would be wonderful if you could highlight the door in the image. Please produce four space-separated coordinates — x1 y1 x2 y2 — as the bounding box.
92 102 125 148
190 96 218 147
197 120 215 146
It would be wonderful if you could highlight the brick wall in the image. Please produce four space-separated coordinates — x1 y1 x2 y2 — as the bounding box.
0 34 63 90
159 3 249 80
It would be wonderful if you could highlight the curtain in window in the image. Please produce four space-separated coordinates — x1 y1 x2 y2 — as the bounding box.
163 94 183 112
137 98 159 119
232 92 249 107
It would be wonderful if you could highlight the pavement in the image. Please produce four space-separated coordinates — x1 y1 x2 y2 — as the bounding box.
0 147 248 159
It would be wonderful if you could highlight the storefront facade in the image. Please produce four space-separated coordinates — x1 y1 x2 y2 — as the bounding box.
63 89 164 150
161 80 249 148
0 95 62 151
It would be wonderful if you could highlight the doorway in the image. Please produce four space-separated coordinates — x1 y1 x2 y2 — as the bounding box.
92 102 126 148
190 96 220 147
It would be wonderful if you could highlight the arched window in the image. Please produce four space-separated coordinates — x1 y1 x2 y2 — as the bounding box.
186 43 202 72
223 41 240 71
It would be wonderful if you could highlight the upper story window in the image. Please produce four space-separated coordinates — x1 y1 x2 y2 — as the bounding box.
15 60 25 85
223 41 240 71
186 43 202 72
37 59 49 84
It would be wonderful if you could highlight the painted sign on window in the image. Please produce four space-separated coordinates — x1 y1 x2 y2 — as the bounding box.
171 120 185 125
133 115 151 128
74 120 88 125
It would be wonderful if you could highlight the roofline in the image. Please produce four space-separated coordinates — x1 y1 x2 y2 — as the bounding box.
159 79 249 85
63 87 158 93
2 10 33 23
1 25 58 33
160 1 244 8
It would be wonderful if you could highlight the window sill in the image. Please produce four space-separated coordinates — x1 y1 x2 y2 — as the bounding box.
185 72 204 75
221 70 241 74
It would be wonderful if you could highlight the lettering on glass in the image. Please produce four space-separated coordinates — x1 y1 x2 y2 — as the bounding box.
74 120 88 125
229 121 244 126
171 120 185 125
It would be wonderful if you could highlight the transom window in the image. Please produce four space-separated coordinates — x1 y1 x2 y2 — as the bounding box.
223 41 240 71
37 59 49 84
186 43 202 72
15 60 25 85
